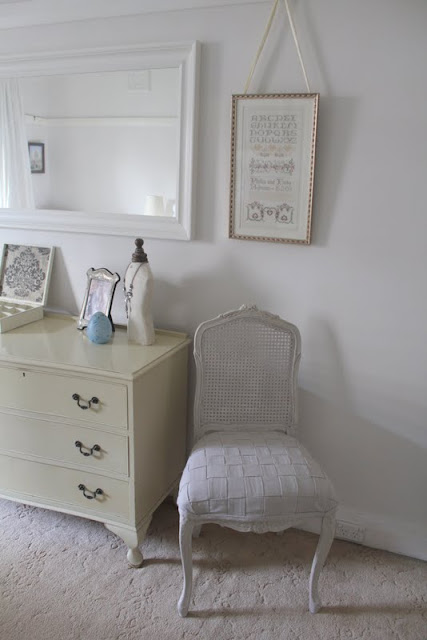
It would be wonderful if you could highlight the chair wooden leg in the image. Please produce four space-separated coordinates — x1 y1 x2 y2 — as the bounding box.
178 517 194 617
309 510 336 614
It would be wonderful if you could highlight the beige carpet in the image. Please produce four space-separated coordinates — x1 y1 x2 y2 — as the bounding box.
0 499 425 640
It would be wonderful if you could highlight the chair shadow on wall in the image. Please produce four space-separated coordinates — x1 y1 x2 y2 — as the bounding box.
299 316 427 528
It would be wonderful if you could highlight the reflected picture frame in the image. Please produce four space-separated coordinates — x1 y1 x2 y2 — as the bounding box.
229 93 318 244
28 142 45 174
77 267 120 330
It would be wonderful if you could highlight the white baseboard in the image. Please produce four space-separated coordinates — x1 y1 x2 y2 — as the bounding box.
298 506 427 562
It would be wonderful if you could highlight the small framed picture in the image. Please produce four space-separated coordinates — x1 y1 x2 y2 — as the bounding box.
28 142 45 174
77 267 120 330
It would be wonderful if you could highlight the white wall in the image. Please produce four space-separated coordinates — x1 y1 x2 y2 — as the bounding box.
0 0 426 558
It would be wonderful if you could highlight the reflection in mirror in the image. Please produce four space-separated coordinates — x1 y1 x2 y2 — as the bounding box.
21 69 179 217
0 42 199 240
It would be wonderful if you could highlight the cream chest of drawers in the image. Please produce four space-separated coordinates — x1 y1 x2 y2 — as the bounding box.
0 314 189 566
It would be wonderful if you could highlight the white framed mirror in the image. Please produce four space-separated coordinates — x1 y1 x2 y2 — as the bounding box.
0 41 199 240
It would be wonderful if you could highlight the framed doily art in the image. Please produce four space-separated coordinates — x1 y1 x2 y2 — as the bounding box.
0 243 55 332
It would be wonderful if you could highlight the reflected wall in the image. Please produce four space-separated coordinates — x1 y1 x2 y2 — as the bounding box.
21 68 179 216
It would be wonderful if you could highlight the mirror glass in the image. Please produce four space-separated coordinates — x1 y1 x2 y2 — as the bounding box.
21 68 179 217
0 42 199 240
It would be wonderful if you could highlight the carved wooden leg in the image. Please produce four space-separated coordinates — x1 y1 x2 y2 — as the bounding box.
105 518 151 568
192 524 202 538
178 516 194 617
309 510 336 613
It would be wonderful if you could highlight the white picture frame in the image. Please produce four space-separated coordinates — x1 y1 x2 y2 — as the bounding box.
229 93 319 244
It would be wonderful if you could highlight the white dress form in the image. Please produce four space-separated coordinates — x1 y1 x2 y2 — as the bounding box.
124 239 155 346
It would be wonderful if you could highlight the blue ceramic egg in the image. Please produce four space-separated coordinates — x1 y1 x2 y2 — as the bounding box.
86 312 112 344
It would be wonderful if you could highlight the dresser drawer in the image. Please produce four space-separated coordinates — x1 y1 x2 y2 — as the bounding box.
0 454 130 519
0 367 127 429
0 413 128 476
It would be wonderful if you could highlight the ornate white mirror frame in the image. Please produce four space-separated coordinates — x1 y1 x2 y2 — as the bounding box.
0 41 200 241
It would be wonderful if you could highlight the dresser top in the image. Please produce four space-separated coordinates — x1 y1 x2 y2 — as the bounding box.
0 314 189 379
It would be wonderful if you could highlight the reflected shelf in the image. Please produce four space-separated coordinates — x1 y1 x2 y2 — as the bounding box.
25 114 177 127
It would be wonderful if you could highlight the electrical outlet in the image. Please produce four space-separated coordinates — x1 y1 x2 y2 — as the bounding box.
335 520 365 543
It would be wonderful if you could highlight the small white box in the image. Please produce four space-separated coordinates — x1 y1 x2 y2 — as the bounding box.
0 244 55 333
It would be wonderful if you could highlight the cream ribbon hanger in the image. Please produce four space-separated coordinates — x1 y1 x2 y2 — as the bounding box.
243 0 311 94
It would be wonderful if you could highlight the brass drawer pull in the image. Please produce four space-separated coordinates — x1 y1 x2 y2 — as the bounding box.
72 393 99 410
75 441 101 457
78 484 104 500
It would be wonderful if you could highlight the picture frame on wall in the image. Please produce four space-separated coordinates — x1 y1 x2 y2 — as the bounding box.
28 142 45 174
229 93 318 244
77 267 120 330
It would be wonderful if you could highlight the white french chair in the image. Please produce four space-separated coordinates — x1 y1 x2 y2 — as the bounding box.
177 306 337 616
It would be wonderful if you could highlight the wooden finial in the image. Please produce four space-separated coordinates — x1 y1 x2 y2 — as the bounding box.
132 238 148 263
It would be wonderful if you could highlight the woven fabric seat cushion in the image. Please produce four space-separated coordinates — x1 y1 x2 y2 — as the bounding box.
178 431 337 521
